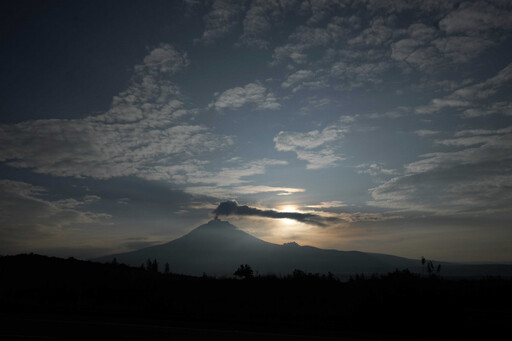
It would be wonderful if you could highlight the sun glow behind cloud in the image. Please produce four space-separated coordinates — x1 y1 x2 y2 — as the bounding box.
275 204 300 212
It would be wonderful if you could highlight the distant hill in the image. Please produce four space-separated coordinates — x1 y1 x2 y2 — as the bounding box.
95 219 512 278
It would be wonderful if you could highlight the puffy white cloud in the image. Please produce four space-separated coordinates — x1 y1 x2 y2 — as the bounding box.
391 18 498 70
432 36 494 63
348 17 394 46
282 69 314 86
0 45 233 181
274 125 344 151
274 117 352 169
331 60 389 89
439 1 512 35
281 69 316 91
211 82 281 111
239 0 302 48
195 0 245 45
134 43 189 75
239 0 280 48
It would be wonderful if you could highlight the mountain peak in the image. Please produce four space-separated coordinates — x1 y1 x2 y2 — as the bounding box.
197 219 237 230
283 241 300 247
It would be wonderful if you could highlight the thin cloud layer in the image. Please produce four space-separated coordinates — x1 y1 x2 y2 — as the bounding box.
0 180 109 252
368 128 512 215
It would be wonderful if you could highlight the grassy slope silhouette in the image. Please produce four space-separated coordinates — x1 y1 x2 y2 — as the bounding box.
1 253 511 339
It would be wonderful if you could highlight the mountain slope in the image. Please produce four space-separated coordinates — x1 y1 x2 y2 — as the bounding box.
95 219 422 276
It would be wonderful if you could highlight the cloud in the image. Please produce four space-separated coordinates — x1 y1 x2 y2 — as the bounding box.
212 201 340 227
134 43 189 75
454 126 512 137
306 201 346 209
281 69 315 91
272 43 309 65
184 159 288 186
274 117 352 169
239 0 301 48
0 45 233 181
368 129 512 215
239 0 279 48
462 101 512 118
195 0 245 45
271 15 357 66
414 62 512 115
0 180 109 251
356 163 398 178
211 82 281 111
91 43 189 124
348 16 394 46
414 130 440 137
181 159 298 198
391 20 496 70
405 132 512 174
0 120 232 180
363 0 456 14
301 0 350 25
330 60 389 89
439 1 512 35
184 185 305 198
432 36 494 63
53 194 100 209
391 39 441 71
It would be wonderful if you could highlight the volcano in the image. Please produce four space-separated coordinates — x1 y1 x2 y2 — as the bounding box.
94 219 425 277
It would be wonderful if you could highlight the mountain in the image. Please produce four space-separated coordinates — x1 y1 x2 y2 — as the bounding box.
95 219 419 276
94 220 512 278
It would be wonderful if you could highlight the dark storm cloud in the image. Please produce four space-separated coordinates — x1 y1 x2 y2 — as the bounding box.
212 201 340 227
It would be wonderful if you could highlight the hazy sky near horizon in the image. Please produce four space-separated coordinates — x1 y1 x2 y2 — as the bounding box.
1 0 511 262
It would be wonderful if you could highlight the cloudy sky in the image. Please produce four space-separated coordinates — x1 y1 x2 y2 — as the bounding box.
1 0 511 262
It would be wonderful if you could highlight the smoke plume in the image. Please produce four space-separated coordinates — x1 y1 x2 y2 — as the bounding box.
212 201 339 227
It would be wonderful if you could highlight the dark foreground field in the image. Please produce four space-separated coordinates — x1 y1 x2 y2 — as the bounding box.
1 254 511 340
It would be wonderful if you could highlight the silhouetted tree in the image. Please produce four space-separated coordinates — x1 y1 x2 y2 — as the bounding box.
292 269 306 279
111 257 118 265
234 264 254 279
164 262 170 274
421 256 426 277
152 259 158 272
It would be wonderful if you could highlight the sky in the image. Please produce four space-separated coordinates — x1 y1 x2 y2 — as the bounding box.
1 0 511 263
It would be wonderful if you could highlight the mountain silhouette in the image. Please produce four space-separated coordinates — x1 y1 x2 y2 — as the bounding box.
95 219 422 276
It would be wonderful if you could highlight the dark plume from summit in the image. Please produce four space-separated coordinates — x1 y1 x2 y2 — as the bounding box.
212 200 339 227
